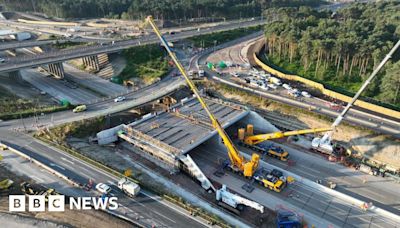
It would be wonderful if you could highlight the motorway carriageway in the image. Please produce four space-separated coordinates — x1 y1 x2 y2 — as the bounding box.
196 33 400 138
0 75 186 131
0 131 209 228
0 18 268 73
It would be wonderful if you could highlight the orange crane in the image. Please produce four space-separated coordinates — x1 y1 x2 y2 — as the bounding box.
238 124 331 161
146 16 281 189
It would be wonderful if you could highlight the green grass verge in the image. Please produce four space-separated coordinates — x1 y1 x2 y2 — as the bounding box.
116 44 169 84
0 105 71 121
0 85 73 120
51 41 86 49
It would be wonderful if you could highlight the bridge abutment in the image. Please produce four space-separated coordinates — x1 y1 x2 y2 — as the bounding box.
7 70 24 83
47 62 65 79
82 54 114 78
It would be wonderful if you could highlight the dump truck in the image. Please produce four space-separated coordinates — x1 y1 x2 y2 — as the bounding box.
253 168 286 192
118 178 140 197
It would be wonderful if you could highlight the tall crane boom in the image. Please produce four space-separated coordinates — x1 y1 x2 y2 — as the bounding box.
243 127 332 145
146 16 259 177
312 40 400 153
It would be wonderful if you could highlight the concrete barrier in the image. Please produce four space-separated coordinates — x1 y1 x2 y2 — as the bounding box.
239 148 400 226
17 19 78 27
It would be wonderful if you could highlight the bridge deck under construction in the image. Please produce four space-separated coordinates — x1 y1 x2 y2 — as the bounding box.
121 97 248 166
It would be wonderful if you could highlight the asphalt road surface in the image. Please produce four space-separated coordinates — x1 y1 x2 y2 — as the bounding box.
196 35 400 138
1 131 208 228
20 68 101 104
63 63 129 96
0 75 185 131
0 18 269 73
190 139 400 228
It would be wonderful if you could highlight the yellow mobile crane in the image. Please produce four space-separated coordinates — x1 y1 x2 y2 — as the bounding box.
146 16 285 192
238 124 331 161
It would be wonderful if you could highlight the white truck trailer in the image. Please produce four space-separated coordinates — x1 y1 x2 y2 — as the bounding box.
118 178 140 197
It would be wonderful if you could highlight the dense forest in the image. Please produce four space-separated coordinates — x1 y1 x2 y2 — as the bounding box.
262 1 400 106
0 0 323 19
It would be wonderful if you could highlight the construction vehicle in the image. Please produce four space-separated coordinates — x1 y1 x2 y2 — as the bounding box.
146 16 284 192
238 124 331 161
358 164 380 176
118 178 140 197
20 182 59 202
312 40 400 155
216 184 264 214
253 168 285 192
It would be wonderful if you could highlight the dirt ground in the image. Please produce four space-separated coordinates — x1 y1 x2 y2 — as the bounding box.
0 164 133 228
215 86 400 170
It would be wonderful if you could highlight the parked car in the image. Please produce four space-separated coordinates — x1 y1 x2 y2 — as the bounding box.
267 83 277 89
301 91 312 98
96 183 112 194
282 84 292 90
230 72 239 77
288 90 300 98
114 96 126 102
250 80 258 87
260 84 269 91
0 58 5 63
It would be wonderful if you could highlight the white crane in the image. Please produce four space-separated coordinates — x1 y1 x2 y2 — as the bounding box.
216 185 264 213
312 40 400 154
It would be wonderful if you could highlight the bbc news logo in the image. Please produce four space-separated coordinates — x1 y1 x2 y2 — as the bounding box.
9 195 118 212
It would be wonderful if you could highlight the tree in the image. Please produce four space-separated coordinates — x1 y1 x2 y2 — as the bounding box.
379 62 400 105
261 0 399 107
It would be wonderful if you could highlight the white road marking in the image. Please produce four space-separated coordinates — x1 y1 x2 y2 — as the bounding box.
61 157 74 165
49 163 65 170
78 166 92 173
153 210 176 224
31 137 208 225
32 176 45 182
120 204 134 213
79 172 95 181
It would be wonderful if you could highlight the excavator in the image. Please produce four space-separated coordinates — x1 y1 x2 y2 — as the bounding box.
146 16 284 193
238 124 332 161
